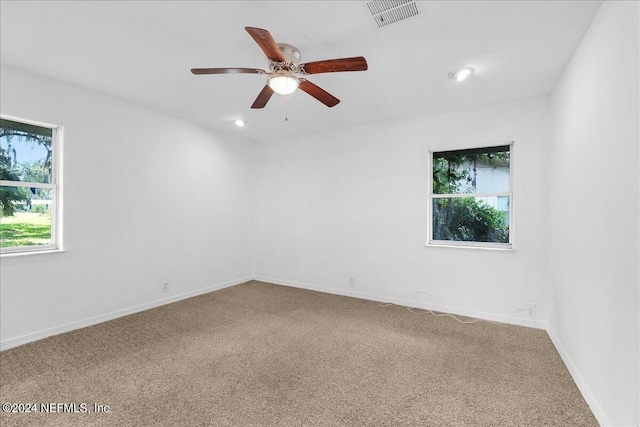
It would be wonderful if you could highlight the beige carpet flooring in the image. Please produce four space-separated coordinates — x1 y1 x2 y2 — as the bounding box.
1 280 597 426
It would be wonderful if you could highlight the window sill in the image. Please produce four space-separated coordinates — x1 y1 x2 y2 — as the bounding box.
425 242 515 252
1 249 66 258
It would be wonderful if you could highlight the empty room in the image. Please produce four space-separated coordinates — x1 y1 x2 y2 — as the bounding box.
0 1 638 426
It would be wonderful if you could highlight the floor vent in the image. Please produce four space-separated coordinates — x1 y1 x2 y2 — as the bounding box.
366 0 420 28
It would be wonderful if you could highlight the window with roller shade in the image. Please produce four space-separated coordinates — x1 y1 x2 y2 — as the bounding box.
429 144 512 249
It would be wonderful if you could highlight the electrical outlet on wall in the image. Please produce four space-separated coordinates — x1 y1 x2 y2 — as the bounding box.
162 282 169 293
349 277 356 287
526 303 536 316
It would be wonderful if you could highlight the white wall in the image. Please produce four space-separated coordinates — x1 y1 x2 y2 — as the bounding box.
548 2 639 426
253 96 551 325
0 64 255 347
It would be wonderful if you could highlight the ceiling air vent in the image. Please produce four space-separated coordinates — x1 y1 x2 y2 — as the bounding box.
366 0 420 28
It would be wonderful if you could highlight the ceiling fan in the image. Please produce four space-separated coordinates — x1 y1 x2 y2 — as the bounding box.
191 27 368 109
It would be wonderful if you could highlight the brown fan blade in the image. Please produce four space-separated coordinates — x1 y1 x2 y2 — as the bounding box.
298 80 340 107
244 27 285 62
251 85 275 109
300 57 368 74
191 68 265 75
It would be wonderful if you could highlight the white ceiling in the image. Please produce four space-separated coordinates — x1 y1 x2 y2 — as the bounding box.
1 1 602 141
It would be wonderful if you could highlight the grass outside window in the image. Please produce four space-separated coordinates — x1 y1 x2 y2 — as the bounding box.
1 212 52 248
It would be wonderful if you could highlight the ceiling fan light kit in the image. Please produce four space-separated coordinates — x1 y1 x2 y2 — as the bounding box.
191 27 368 110
268 74 299 96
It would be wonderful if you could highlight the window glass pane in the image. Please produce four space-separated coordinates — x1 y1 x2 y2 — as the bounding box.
1 119 53 184
0 187 52 248
432 197 509 243
433 146 510 194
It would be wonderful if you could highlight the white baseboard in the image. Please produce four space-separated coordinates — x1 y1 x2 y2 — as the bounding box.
253 276 545 330
546 326 610 427
0 276 252 351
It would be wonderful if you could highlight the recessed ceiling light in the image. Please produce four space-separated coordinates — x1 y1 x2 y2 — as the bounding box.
448 67 474 82
234 119 246 127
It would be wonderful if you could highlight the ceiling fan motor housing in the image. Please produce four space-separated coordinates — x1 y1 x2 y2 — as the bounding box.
276 43 301 65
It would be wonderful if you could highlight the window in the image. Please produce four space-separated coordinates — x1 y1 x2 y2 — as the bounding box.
429 143 512 249
1 116 62 254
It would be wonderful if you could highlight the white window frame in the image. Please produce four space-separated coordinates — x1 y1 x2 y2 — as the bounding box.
427 142 514 250
1 114 63 255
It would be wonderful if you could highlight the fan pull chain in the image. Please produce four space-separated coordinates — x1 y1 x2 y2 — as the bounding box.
285 97 288 121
